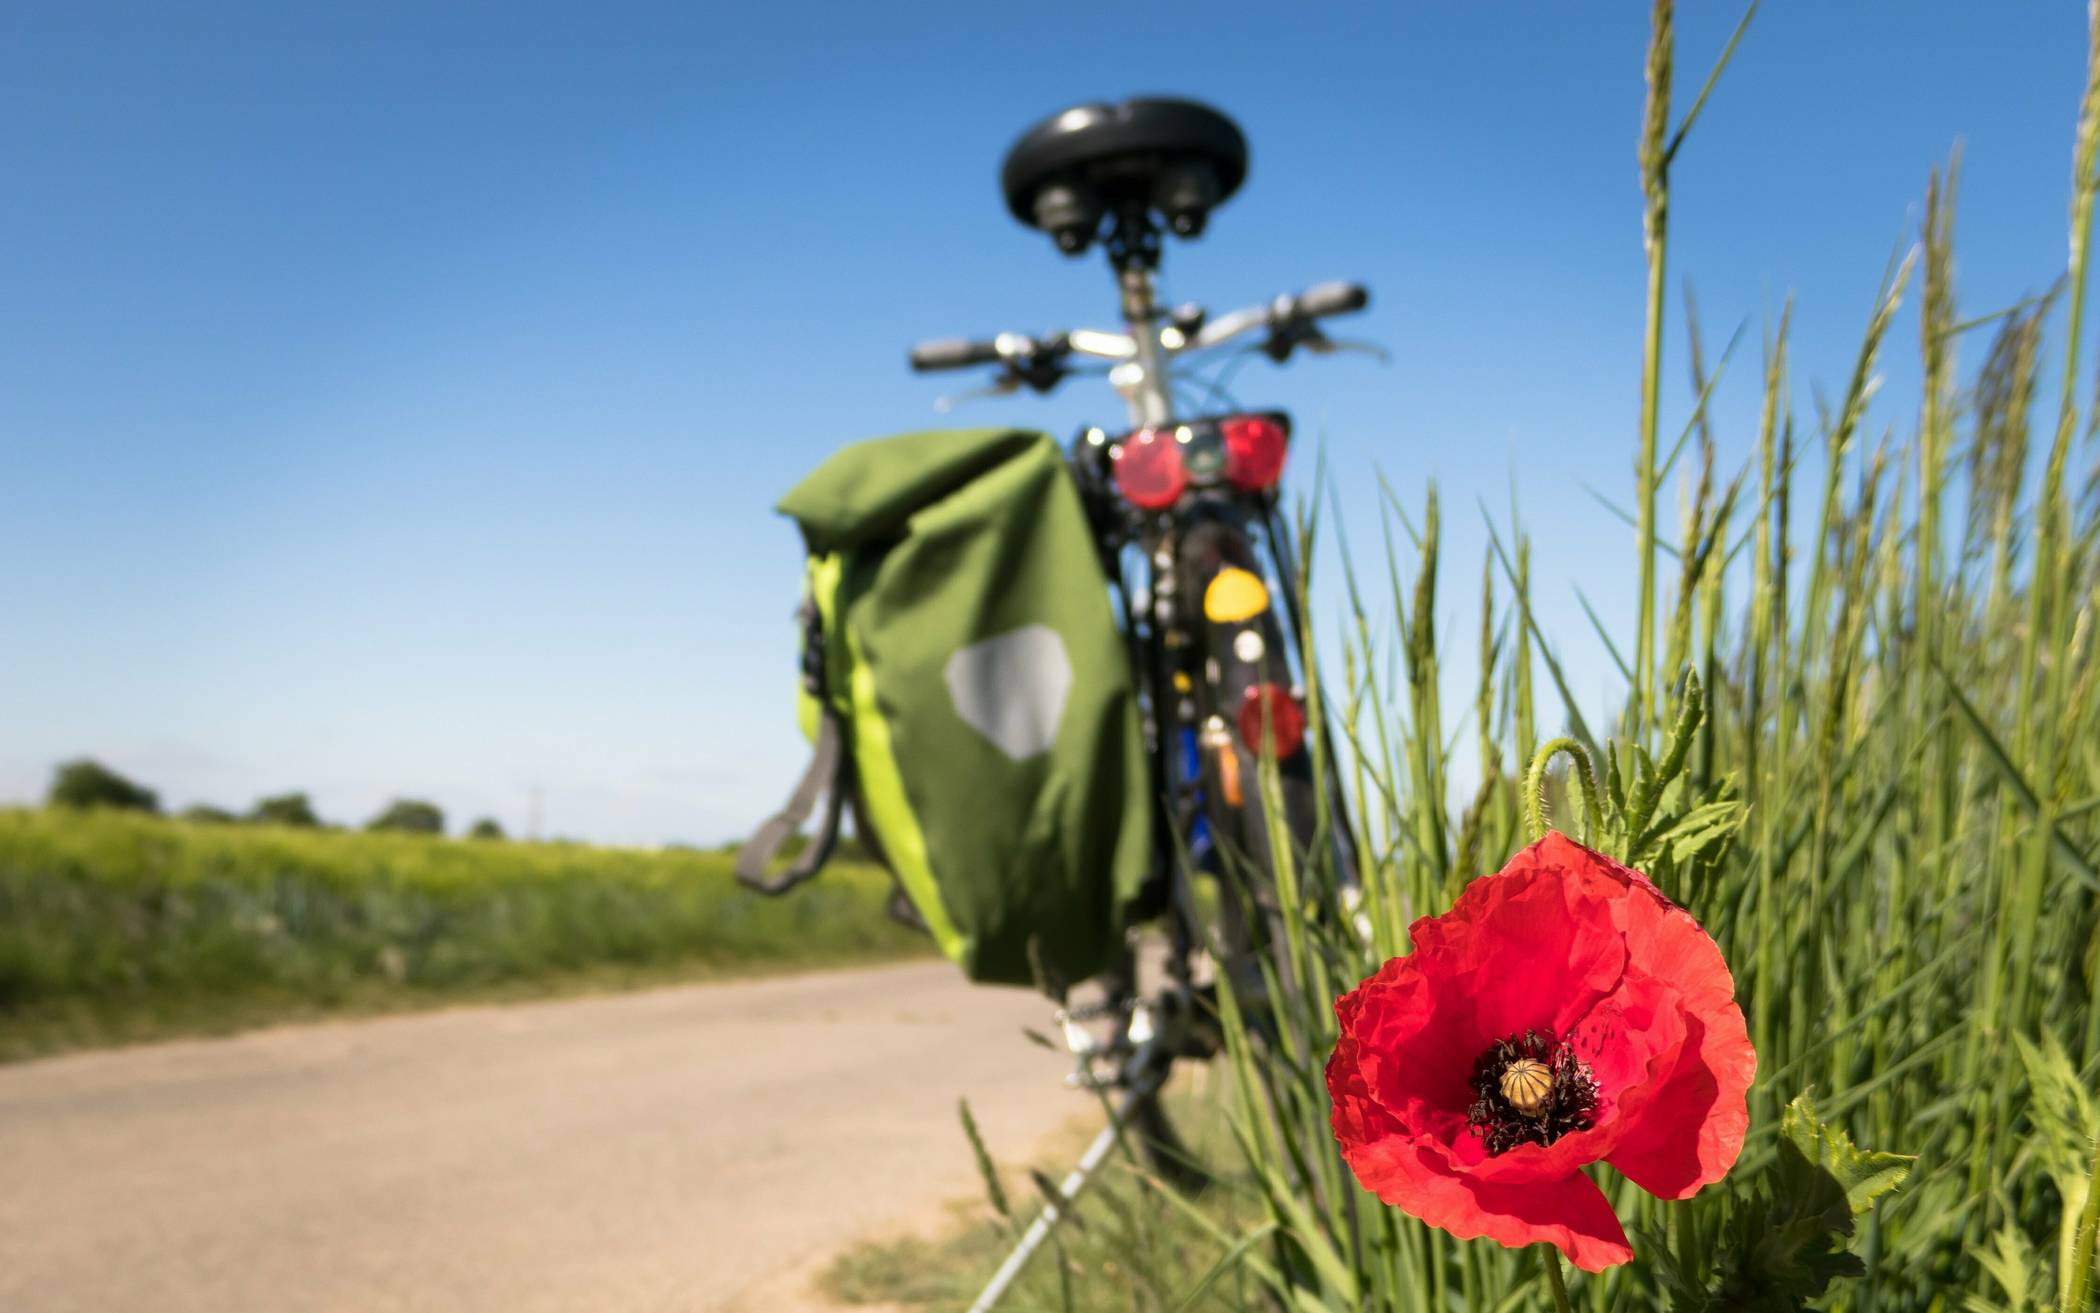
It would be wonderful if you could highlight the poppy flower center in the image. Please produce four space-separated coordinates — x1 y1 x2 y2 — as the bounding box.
1466 1029 1599 1155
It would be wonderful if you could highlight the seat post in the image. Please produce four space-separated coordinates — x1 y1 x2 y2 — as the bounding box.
1107 208 1172 429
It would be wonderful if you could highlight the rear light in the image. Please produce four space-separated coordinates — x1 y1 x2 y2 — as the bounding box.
1222 415 1289 490
1237 683 1307 760
1112 427 1188 509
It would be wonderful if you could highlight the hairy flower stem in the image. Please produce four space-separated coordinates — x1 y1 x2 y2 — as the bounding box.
1538 1247 1572 1313
2069 1125 2100 1313
1524 738 1602 846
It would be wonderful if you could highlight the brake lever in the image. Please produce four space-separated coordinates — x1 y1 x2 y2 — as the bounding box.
1259 321 1317 363
933 375 1023 413
1303 335 1392 364
1261 323 1391 365
1009 337 1073 394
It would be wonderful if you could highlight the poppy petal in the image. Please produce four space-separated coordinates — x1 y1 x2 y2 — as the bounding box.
1342 955 1479 1130
1610 852 1745 1018
1340 1134 1635 1272
1602 861 1756 1198
1606 1003 1755 1199
1410 854 1629 1042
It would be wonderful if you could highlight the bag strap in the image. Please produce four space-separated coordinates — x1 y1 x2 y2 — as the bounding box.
735 595 847 895
734 707 847 894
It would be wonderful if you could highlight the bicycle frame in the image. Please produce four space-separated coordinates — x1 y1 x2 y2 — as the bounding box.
1111 261 1175 427
1063 257 1296 428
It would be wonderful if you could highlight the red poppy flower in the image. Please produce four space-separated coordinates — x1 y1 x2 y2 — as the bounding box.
1325 832 1755 1272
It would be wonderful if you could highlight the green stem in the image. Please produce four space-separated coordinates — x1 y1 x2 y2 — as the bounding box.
1538 1246 1573 1313
1633 0 1673 741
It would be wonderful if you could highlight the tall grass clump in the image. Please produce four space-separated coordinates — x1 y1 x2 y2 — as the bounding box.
0 807 927 1058
1155 2 2100 1309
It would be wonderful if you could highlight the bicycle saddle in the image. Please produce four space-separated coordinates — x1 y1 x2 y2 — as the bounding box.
1000 97 1248 253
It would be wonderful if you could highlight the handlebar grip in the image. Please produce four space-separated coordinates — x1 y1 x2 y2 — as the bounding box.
909 338 1002 372
1295 281 1369 319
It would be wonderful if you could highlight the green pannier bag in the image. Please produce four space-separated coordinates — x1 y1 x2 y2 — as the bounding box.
736 427 1152 991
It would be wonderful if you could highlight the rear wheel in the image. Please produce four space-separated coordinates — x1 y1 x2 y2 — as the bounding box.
1169 511 1358 1296
1091 498 1344 1196
1173 510 1333 972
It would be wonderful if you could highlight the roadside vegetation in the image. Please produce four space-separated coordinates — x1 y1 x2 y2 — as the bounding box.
0 806 928 1061
822 1084 1257 1313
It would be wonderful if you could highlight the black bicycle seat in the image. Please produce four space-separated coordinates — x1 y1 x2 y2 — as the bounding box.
1000 97 1248 253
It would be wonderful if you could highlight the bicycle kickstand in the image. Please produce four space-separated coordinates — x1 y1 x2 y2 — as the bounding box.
964 1080 1157 1313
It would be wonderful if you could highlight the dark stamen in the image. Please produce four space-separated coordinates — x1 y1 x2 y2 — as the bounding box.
1466 1029 1600 1155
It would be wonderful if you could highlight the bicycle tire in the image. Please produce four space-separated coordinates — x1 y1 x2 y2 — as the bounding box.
1171 508 1333 968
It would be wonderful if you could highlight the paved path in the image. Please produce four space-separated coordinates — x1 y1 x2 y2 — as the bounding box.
0 963 1088 1312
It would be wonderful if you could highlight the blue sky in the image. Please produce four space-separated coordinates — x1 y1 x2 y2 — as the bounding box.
2 3 2090 844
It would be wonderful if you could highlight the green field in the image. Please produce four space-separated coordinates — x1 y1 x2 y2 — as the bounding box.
0 807 930 1060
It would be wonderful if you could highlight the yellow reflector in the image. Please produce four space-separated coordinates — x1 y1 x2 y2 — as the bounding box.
1173 671 1192 693
1203 567 1270 623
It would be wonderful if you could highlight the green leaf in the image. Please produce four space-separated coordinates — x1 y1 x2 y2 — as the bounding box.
2012 1031 2100 1176
2011 1031 2099 1304
1964 1223 2049 1313
1168 1222 1277 1313
1737 1182 1866 1302
1027 1168 1087 1234
1779 1092 1917 1217
1662 1094 1918 1311
1631 1220 1727 1313
957 1098 1012 1224
1934 657 2100 892
1640 796 1746 866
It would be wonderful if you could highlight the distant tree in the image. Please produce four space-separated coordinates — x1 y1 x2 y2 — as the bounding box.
47 759 160 813
367 799 445 835
466 817 505 841
180 803 238 824
250 792 321 828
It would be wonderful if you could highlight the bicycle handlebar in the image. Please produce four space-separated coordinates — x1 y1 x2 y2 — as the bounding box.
1185 280 1370 352
910 337 1004 372
909 279 1371 387
1292 280 1369 319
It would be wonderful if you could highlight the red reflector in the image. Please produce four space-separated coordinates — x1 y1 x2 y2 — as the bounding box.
1237 683 1307 760
1112 428 1189 509
1222 415 1289 491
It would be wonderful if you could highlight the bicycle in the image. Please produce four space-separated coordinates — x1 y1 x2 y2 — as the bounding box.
903 97 1376 1310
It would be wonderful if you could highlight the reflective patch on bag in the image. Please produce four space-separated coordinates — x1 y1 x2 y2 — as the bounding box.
944 623 1072 760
